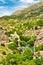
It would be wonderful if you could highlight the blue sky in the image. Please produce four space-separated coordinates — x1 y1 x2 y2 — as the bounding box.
0 0 41 17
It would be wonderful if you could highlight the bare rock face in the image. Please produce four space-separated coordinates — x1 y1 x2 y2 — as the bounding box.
11 32 20 46
34 27 43 57
0 29 9 44
34 27 43 47
11 32 20 41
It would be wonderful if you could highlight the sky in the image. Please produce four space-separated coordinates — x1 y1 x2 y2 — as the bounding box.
0 0 41 17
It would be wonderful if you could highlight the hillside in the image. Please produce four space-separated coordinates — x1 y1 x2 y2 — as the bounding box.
0 2 43 19
0 1 43 65
12 2 43 18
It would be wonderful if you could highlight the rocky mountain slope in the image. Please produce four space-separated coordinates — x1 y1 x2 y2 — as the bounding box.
0 1 43 65
12 2 43 18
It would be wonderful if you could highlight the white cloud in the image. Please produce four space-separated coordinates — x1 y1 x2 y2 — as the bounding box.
0 6 4 9
20 0 34 3
0 9 11 17
0 0 6 3
20 0 40 3
0 0 41 17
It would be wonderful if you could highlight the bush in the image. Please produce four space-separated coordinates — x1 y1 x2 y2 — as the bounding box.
37 20 43 26
23 48 33 60
20 35 31 42
8 41 18 50
20 41 27 46
6 53 24 65
27 36 36 47
35 45 43 51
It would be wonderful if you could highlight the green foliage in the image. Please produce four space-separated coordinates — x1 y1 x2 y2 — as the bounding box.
18 60 36 65
7 29 15 37
20 35 36 46
20 41 27 46
37 20 43 26
6 53 24 65
34 59 42 65
8 40 18 50
20 35 30 42
27 36 36 47
23 48 33 60
35 45 43 51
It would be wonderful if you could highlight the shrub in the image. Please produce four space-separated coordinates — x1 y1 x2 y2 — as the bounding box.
35 45 43 51
37 20 43 26
23 48 33 60
20 35 31 42
27 36 36 47
8 41 18 50
20 41 27 46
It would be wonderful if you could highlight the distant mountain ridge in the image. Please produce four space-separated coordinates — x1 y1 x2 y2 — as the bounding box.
12 2 43 18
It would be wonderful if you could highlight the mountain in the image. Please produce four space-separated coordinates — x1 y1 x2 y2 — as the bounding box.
12 2 43 18
0 2 43 19
0 1 43 64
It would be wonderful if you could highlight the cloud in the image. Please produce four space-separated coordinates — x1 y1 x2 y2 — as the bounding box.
0 0 41 17
20 0 34 3
0 7 11 17
20 0 40 3
0 0 6 3
0 10 11 17
0 6 4 8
